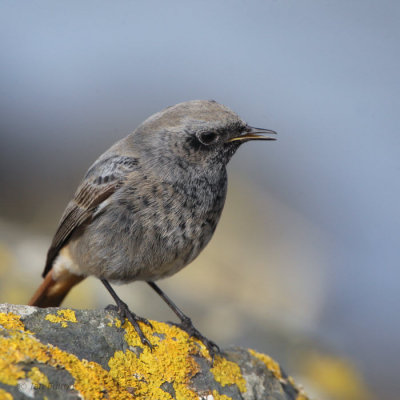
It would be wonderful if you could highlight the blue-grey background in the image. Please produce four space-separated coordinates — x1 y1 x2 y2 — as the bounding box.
0 1 399 399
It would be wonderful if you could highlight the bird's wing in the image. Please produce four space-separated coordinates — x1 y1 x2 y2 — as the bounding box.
43 155 139 277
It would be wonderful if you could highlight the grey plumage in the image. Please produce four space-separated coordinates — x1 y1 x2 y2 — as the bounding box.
46 100 254 280
31 99 276 352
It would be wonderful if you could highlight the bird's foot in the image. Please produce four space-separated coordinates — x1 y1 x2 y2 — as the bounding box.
178 316 220 359
105 303 154 349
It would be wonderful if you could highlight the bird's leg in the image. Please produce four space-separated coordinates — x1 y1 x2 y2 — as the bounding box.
147 281 219 357
102 279 153 349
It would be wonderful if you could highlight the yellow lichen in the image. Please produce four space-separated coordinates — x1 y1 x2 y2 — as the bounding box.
249 349 310 399
0 388 13 400
108 319 202 399
210 355 247 393
212 389 233 400
0 313 31 385
0 312 133 399
0 311 257 400
248 348 282 380
45 309 77 328
0 312 212 399
106 316 122 328
27 367 50 388
0 312 28 332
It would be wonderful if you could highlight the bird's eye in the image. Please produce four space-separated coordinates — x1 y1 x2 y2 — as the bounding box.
198 131 218 145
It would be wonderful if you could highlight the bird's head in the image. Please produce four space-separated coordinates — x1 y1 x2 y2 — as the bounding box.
131 100 276 177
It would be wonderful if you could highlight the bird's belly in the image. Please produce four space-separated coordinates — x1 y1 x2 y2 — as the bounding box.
70 205 219 282
69 175 226 282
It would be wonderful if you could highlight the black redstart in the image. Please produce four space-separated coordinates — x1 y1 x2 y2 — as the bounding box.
29 100 276 354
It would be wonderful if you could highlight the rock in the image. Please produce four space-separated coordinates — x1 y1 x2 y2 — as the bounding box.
0 304 308 400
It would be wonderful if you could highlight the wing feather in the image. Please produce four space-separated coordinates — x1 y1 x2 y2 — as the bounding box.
43 155 139 277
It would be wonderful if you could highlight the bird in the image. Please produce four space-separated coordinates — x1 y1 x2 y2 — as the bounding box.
28 100 276 354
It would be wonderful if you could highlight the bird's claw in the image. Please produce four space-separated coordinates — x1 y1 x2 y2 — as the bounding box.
135 315 154 329
105 303 154 350
178 318 220 360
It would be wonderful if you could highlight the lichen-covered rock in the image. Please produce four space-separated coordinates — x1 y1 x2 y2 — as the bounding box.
0 304 308 400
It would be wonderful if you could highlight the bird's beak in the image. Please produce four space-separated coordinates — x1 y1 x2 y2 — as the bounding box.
227 126 277 142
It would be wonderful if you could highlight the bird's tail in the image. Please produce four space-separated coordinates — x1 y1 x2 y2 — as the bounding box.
28 269 85 308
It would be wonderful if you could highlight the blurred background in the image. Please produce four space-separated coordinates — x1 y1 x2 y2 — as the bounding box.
0 1 399 399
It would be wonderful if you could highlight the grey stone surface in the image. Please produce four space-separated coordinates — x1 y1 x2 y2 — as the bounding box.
0 304 307 400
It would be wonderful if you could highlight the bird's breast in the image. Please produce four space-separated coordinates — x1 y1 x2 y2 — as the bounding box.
73 171 228 281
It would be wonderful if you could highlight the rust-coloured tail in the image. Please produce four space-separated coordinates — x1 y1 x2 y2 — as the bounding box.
28 269 85 308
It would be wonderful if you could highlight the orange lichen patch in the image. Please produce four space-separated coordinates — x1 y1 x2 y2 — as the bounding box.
0 313 32 385
0 388 13 400
210 355 247 393
105 315 114 328
0 312 136 399
0 312 215 400
249 349 310 399
108 320 202 399
248 348 282 380
212 389 233 400
0 312 29 332
1 311 268 400
106 316 122 328
0 343 25 386
45 309 77 328
27 367 50 388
